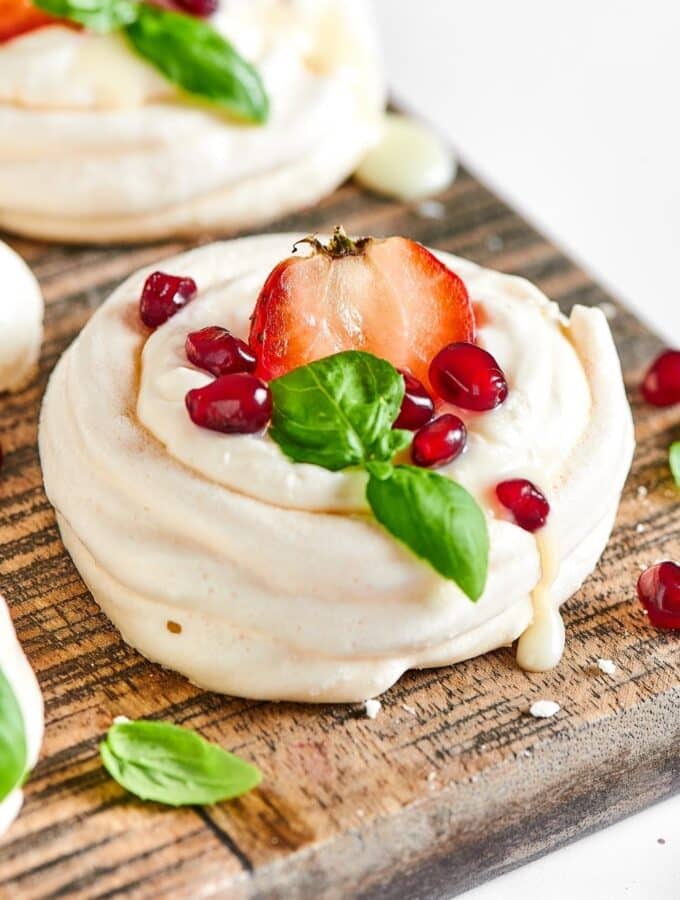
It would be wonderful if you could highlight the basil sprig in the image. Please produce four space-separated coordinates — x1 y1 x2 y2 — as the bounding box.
269 352 489 601
0 667 28 804
100 719 261 807
33 0 269 123
270 351 412 471
670 441 680 488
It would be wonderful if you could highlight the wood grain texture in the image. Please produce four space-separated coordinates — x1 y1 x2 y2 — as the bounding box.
0 171 679 899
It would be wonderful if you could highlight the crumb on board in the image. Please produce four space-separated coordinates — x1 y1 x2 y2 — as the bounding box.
402 703 417 715
597 658 617 675
529 700 560 719
364 698 382 719
637 485 648 498
635 523 647 534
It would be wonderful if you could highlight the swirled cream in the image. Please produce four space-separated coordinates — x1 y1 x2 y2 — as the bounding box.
0 1 384 243
0 595 44 836
0 240 43 393
39 235 634 702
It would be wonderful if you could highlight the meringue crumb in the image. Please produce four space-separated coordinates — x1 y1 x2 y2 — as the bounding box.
113 715 131 725
599 301 617 320
529 700 560 718
597 658 617 675
637 485 648 498
635 523 647 534
416 200 446 220
364 698 381 719
638 562 648 572
402 703 417 715
427 771 437 782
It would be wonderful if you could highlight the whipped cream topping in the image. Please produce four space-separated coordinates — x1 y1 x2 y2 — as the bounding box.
0 595 44 836
137 242 591 515
0 1 384 242
39 235 635 702
0 240 43 393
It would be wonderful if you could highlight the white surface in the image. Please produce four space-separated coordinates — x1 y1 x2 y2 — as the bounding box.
375 1 680 896
462 795 678 900
376 0 680 343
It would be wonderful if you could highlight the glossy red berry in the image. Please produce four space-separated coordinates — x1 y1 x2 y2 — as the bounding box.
496 479 550 532
411 414 467 468
641 349 680 407
185 374 271 434
429 342 508 411
140 271 197 329
637 561 680 629
186 326 256 377
395 371 435 430
175 0 218 16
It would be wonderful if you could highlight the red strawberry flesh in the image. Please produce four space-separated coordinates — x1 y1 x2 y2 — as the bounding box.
249 229 475 390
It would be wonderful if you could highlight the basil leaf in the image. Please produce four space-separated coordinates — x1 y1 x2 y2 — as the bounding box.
33 0 139 31
269 351 407 470
125 5 269 123
0 667 27 803
670 442 680 488
366 465 489 601
100 720 261 807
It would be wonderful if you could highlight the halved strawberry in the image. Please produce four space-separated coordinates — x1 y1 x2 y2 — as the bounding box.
0 0 60 42
249 228 475 390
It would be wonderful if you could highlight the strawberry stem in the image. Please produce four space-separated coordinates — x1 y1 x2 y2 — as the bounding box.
294 226 371 259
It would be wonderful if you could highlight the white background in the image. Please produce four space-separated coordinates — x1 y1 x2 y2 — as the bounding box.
375 1 679 897
376 0 680 342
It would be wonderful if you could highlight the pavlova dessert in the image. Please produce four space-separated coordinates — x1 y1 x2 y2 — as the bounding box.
0 595 44 836
39 229 634 702
0 0 383 243
0 239 43 393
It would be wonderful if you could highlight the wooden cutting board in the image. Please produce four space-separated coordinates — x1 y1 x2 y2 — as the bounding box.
0 171 678 900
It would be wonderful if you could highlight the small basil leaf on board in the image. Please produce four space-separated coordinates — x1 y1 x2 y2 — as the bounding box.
269 351 406 470
670 442 680 488
0 667 28 803
33 0 139 31
366 465 489 601
125 5 269 123
100 720 261 807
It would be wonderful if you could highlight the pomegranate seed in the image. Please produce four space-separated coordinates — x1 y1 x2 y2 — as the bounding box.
637 561 680 629
186 326 256 377
140 271 197 329
429 342 508 411
496 479 550 532
641 349 680 407
411 414 467 468
395 371 434 430
175 0 218 16
185 374 271 434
